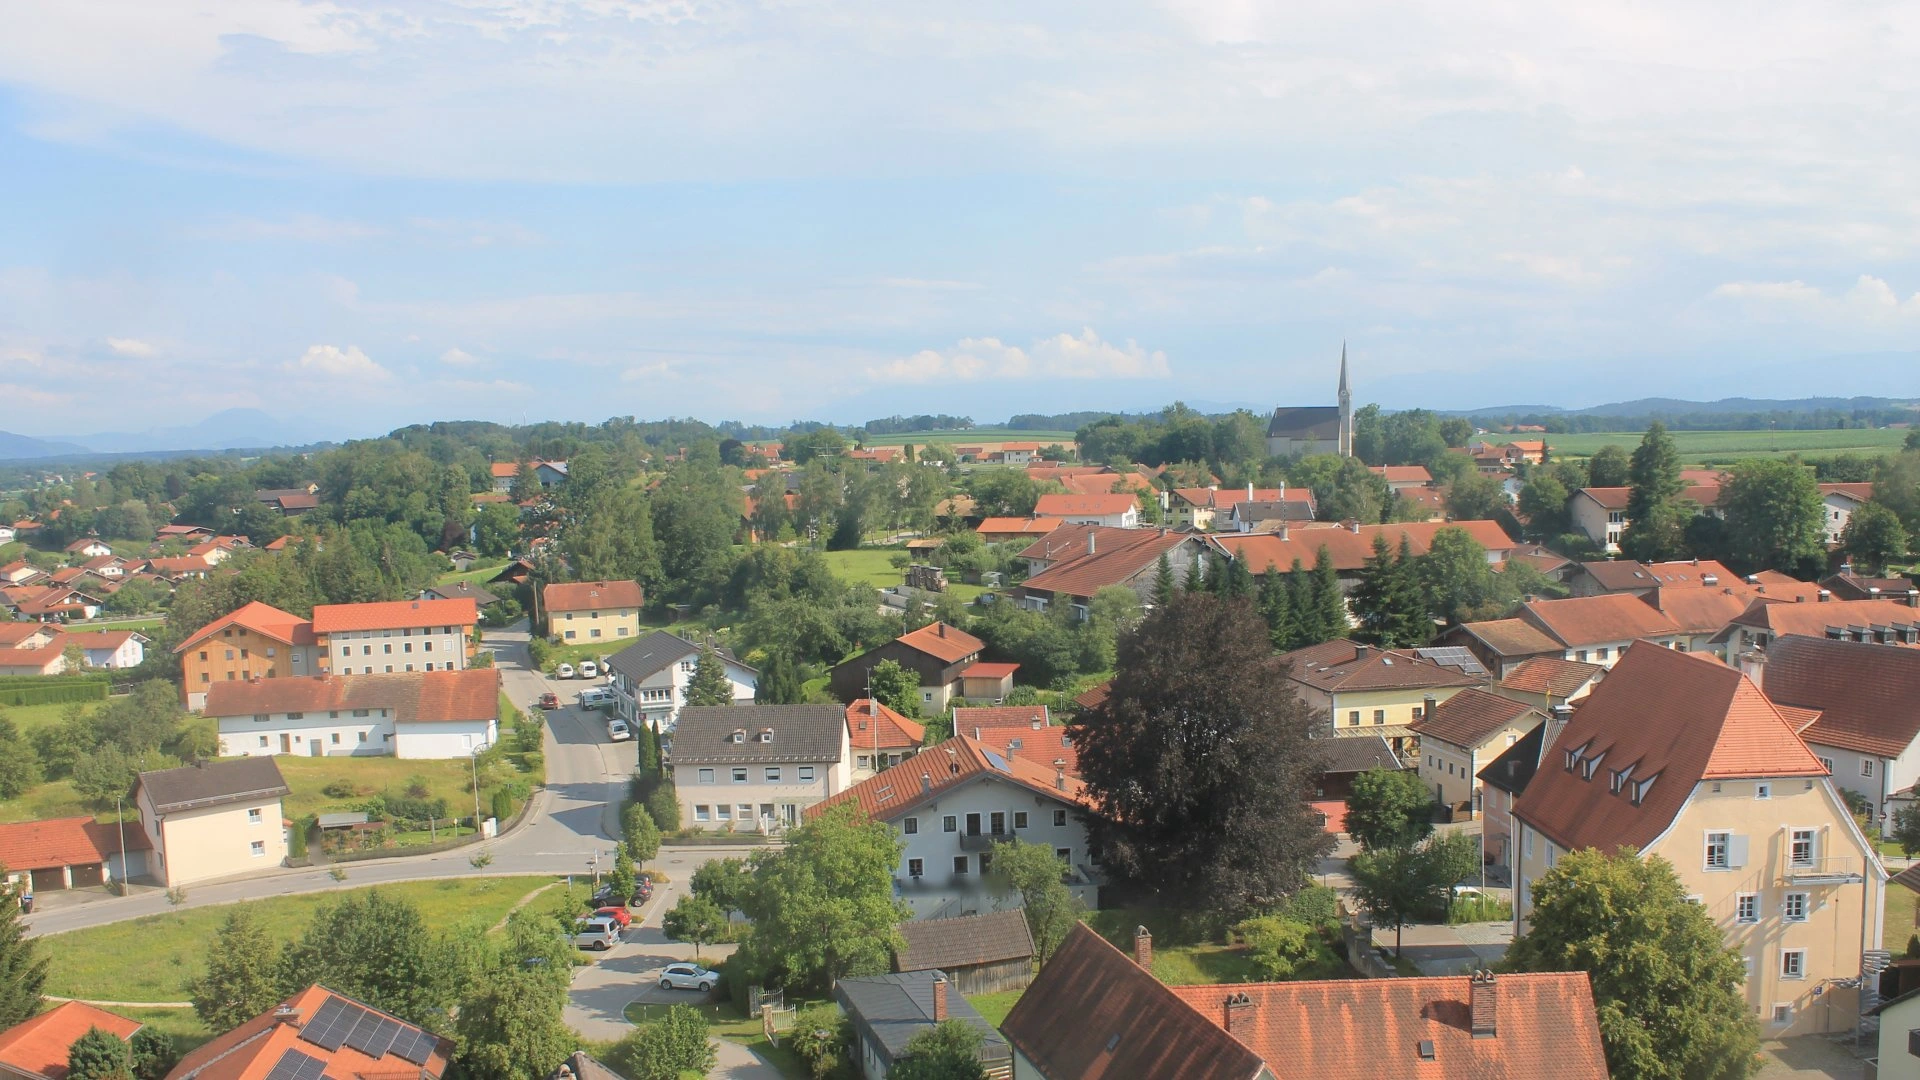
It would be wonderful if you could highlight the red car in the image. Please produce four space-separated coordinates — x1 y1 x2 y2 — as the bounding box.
537 692 559 710
593 905 633 927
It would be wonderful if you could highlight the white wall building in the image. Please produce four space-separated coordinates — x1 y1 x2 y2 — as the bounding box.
670 704 849 831
606 630 757 731
203 668 501 760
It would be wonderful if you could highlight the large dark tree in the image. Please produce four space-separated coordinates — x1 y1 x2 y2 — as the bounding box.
0 872 47 1027
1621 423 1686 562
1071 592 1332 917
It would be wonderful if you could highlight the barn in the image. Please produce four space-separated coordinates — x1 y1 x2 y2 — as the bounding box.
893 909 1036 996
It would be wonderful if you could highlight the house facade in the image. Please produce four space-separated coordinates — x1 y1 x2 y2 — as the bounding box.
543 579 645 643
607 630 758 731
1031 493 1139 529
1276 639 1480 755
847 698 926 779
205 669 500 760
1749 635 1920 824
313 598 477 675
829 622 987 713
64 629 147 669
1410 688 1544 817
670 704 851 831
133 758 291 887
174 601 324 711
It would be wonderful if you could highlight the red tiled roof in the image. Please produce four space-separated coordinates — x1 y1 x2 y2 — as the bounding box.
311 597 479 633
955 709 1081 775
1517 593 1682 648
1033 493 1139 517
1579 484 1723 510
1169 486 1304 510
539 580 644 614
62 630 139 650
0 815 149 873
203 669 500 725
1411 687 1540 750
1646 587 1768 635
1166 972 1608 1080
1497 656 1602 699
1820 482 1875 502
1278 639 1481 694
845 699 926 753
953 705 1048 727
960 661 1019 679
1002 924 1267 1080
0 1001 144 1080
975 517 1063 538
807 734 1090 822
1019 530 1195 601
1764 635 1920 758
1213 520 1516 574
174 601 315 653
1367 465 1434 484
896 622 985 665
1643 559 1739 587
1513 643 1827 853
1073 680 1111 711
489 462 520 477
164 984 451 1080
1711 597 1920 644
1056 471 1156 498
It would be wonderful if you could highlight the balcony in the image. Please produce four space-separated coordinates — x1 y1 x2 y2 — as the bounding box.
1786 857 1864 885
958 832 1011 852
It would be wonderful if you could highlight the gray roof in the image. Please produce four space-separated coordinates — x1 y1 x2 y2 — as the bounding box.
549 1051 624 1080
605 630 703 682
138 757 290 814
1267 405 1342 440
668 704 846 764
423 581 499 606
896 910 1035 972
317 812 371 829
1315 734 1402 775
834 971 1011 1066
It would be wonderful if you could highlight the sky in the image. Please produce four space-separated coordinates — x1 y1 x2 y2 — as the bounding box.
4 0 1920 440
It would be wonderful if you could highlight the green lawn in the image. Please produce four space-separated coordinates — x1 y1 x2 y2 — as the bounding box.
0 698 103 735
857 428 1077 447
965 989 1025 1028
275 751 533 823
0 779 96 824
818 548 910 590
1888 882 1917 952
64 617 166 633
41 876 560 1002
1542 428 1909 464
437 561 510 589
109 1006 215 1057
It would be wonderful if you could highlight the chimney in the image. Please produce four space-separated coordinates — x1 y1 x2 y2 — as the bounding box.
1470 970 1498 1039
1423 695 1438 719
1908 589 1919 609
1279 482 1286 499
1354 644 1371 661
932 973 948 1021
1738 647 1767 690
1054 762 1067 791
1278 525 1289 542
937 623 945 638
1246 482 1254 501
1133 926 1153 968
1348 520 1361 534
273 1005 302 1028
1088 531 1097 557
1818 589 1831 603
1224 991 1255 1034
1840 561 1854 576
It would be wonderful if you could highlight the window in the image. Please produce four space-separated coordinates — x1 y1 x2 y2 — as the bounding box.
225 649 235 660
1053 809 1068 827
798 766 815 782
1056 848 1072 863
1347 710 1360 727
738 804 753 820
856 755 871 770
1524 826 1533 859
731 767 748 783
384 644 392 654
358 732 367 742
1780 950 1805 979
248 808 262 824
1783 893 1809 922
694 805 711 822
953 856 969 875
565 630 576 639
240 649 249 659
1790 829 1816 868
1014 811 1029 829
258 735 268 747
198 650 208 661
716 804 732 820
765 767 782 782
943 816 958 833
1705 831 1731 869
1575 650 1587 662
330 733 340 744
591 628 601 638
1862 759 1876 777
907 858 924 878
1596 647 1609 660
1818 756 1834 773
904 817 919 835
352 708 370 717
698 768 715 784
1755 783 1770 800
403 642 412 653
251 841 266 857
424 641 433 652
202 673 210 683
1736 893 1758 923
980 852 993 876
1771 1004 1792 1025
1371 709 1385 726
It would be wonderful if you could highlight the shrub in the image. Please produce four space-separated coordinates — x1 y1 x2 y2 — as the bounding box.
1281 884 1340 927
645 785 680 833
788 1005 851 1080
606 1005 715 1080
405 775 432 799
519 752 543 777
490 788 514 822
322 778 359 799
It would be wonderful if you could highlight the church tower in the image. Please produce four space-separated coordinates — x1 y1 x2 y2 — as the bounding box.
1337 343 1353 457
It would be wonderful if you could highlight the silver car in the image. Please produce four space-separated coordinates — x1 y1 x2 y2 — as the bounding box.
657 963 716 992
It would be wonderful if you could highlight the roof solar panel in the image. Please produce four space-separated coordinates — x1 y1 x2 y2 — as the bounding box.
392 1029 438 1066
266 1049 329 1080
344 1014 401 1059
301 998 365 1053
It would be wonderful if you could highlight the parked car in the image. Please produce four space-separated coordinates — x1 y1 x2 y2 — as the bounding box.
593 878 651 908
593 905 633 928
607 719 631 742
537 692 559 710
578 687 615 710
556 663 576 679
658 963 716 993
578 661 599 679
572 916 620 951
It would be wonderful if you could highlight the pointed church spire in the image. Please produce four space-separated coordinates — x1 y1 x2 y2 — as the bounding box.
1338 341 1350 399
1337 342 1353 457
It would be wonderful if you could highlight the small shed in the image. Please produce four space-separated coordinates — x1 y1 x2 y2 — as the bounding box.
835 971 1011 1080
894 909 1036 996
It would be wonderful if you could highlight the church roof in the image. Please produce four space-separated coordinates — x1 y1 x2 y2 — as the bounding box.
1267 406 1343 440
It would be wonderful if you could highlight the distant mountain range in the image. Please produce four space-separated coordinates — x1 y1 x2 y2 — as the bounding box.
0 409 321 461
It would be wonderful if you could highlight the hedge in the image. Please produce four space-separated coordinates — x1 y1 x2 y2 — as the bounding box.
0 677 112 707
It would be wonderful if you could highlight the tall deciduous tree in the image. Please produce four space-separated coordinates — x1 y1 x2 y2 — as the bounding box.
987 839 1080 966
607 1005 716 1080
189 908 284 1030
733 803 907 992
1350 832 1477 956
866 659 923 719
278 890 452 1028
1419 527 1512 625
1343 767 1435 852
1718 460 1826 575
660 896 727 964
683 643 735 707
1841 501 1911 576
452 951 573 1080
0 716 42 799
1587 444 1631 488
0 872 47 1028
1071 593 1332 917
1622 423 1686 562
1503 848 1759 1080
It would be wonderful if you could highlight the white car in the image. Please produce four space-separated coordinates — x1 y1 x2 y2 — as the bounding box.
572 916 620 951
607 719 631 742
658 963 716 992
578 661 599 679
556 663 576 679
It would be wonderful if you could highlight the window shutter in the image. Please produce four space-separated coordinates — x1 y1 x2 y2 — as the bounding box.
1729 835 1749 869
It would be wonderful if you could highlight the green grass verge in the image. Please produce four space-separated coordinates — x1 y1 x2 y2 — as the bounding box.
66 617 167 633
108 1006 215 1057
275 753 521 822
40 876 559 1002
1542 428 1909 463
0 779 94 824
965 989 1024 1028
815 548 909 590
1888 883 1917 952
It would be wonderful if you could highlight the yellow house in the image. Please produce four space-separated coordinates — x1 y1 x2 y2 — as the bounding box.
1277 638 1480 756
1408 687 1544 817
543 580 645 644
172 601 322 712
133 758 290 887
1513 643 1885 1038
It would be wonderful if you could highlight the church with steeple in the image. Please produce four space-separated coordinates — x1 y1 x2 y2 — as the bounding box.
1264 345 1354 457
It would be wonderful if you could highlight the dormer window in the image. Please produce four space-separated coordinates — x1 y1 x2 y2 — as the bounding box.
758 729 774 744
1630 774 1658 806
1609 764 1635 795
730 729 746 744
1581 752 1605 782
1564 742 1590 774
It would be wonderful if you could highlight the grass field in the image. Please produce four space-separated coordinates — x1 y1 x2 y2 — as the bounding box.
0 698 103 735
966 989 1025 1028
857 428 1077 447
817 547 986 602
1540 428 1908 463
65 616 167 633
0 778 95 824
40 876 559 1002
275 752 526 822
1888 879 1916 952
437 561 509 589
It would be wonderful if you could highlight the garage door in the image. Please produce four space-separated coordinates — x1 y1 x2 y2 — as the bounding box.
29 867 65 892
69 863 104 888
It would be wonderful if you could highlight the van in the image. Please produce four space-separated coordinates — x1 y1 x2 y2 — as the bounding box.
572 916 620 951
578 661 599 679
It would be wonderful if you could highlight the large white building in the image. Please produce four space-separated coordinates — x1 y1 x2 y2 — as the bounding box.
202 668 501 760
312 598 477 676
670 704 850 832
606 630 757 731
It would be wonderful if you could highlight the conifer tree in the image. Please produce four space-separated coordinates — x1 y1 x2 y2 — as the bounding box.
754 648 804 705
1222 553 1254 599
1282 559 1312 649
683 643 735 707
1309 546 1347 642
0 872 47 1028
1151 552 1176 608
1258 563 1293 650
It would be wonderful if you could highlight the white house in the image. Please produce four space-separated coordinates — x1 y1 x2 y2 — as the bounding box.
64 629 147 669
64 538 113 559
202 668 501 760
808 735 1100 920
606 630 756 731
1819 484 1874 545
1750 634 1920 823
1030 493 1139 529
312 597 478 676
670 704 850 832
133 757 291 888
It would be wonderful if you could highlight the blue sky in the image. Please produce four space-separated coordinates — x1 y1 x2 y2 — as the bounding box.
4 0 1919 439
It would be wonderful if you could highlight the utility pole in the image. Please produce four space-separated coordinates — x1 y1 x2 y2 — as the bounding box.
115 795 128 896
468 740 484 836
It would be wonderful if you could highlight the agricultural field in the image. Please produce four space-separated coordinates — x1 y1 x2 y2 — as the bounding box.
435 560 510 589
1538 428 1909 464
857 428 1077 447
817 546 986 602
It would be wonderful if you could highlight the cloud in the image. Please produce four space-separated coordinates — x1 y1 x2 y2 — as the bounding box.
288 344 391 379
224 214 384 243
867 328 1170 384
1709 275 1920 320
439 347 481 366
105 337 156 357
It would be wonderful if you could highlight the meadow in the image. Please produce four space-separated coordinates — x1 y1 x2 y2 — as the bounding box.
1541 428 1908 463
856 428 1076 447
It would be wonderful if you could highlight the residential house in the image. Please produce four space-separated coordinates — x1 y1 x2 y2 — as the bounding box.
995 442 1042 466
80 554 130 579
1368 465 1436 491
0 525 12 544
670 704 851 832
174 601 323 711
542 579 645 644
1501 543 1576 584
1478 723 1552 879
1711 596 1920 657
162 984 452 1080
488 461 519 493
0 561 43 587
1224 498 1320 532
1410 688 1545 817
958 661 1019 702
63 538 112 559
606 629 757 731
1031 493 1139 529
808 735 1099 919
253 487 320 515
0 815 150 894
953 706 1079 777
1458 592 1683 669
154 524 212 541
1869 987 1920 1080
1511 643 1885 1037
830 622 987 712
1643 585 1787 656
1569 484 1727 552
140 555 214 581
134 757 291 887
1748 635 1920 824
1002 923 1607 1080
1311 734 1401 834
1567 558 1739 598
420 580 499 608
4 585 104 622
894 909 1036 995
847 698 926 778
1211 519 1519 595
1822 568 1918 603
0 1001 145 1080
1276 638 1481 754
63 629 146 669
1013 528 1211 618
1489 656 1602 712
836 971 1012 1080
186 536 250 566
1049 470 1156 499
313 597 477 676
1820 483 1876 545
1165 485 1309 531
204 668 501 760
549 1052 624 1080
975 517 1064 543
0 622 69 676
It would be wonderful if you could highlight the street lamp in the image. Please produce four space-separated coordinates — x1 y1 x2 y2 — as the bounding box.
467 739 485 837
114 795 129 896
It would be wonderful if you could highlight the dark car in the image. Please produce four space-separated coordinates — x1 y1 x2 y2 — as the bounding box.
537 692 559 710
592 878 652 908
